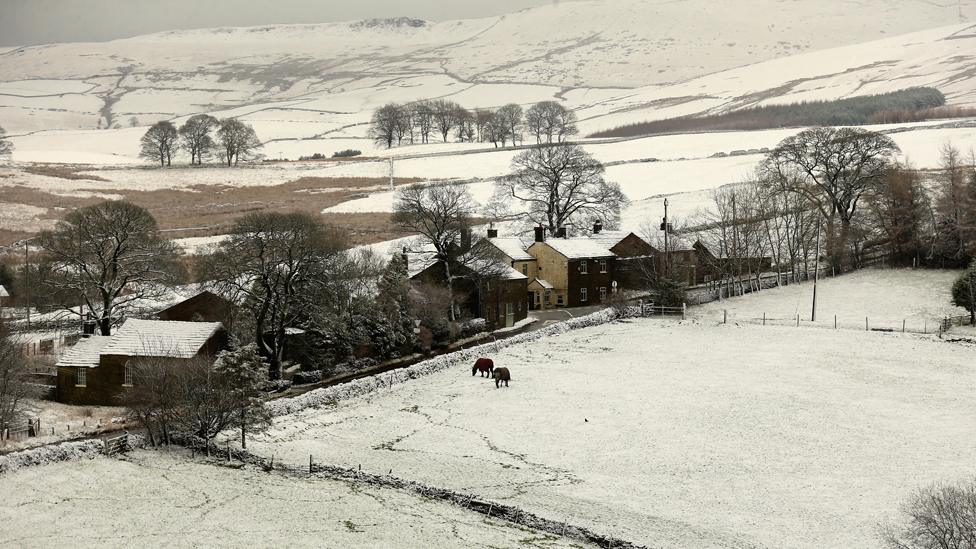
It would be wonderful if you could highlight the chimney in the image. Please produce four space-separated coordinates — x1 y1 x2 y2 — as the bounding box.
556 226 567 239
593 220 603 234
487 227 498 239
534 225 546 243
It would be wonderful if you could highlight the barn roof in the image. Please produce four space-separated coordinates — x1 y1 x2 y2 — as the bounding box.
0 284 8 298
486 238 534 261
534 238 615 259
55 336 111 369
100 319 223 358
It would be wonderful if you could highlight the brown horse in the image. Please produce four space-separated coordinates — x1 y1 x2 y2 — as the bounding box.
472 357 494 377
492 367 511 388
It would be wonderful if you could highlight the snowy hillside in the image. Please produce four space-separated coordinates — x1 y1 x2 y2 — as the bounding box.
1 0 974 137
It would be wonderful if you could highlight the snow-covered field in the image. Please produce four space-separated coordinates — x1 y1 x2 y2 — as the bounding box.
696 268 969 331
244 301 976 547
0 450 580 548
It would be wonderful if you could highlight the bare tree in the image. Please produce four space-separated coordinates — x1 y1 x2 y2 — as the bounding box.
0 125 13 160
0 327 33 437
880 478 976 549
763 127 900 270
474 109 494 143
369 103 401 149
455 106 476 142
502 143 627 235
179 114 219 165
36 201 182 336
432 99 459 142
413 100 435 144
216 118 261 166
139 121 179 167
118 355 181 446
487 111 510 147
393 182 476 323
198 212 346 379
497 103 524 146
525 101 578 144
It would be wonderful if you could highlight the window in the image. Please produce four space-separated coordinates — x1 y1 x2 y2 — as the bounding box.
535 292 541 305
521 263 528 275
600 287 607 301
123 362 133 387
579 260 588 274
545 290 552 305
580 288 588 302
76 368 87 387
556 294 564 306
600 259 608 273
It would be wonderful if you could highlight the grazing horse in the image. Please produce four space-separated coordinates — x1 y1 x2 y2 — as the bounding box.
492 367 511 388
472 357 494 377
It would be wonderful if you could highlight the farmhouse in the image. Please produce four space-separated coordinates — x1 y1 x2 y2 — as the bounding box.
409 255 529 330
55 319 227 406
527 227 616 308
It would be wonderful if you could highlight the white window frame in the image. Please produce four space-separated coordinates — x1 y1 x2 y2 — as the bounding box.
76 368 87 387
580 287 588 302
600 287 607 301
579 260 588 274
600 259 608 273
123 361 133 387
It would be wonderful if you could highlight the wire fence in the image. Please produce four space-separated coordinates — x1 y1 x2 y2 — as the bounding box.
711 309 969 336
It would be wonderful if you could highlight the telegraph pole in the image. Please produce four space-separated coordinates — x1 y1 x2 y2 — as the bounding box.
811 223 822 322
24 241 31 331
662 198 670 277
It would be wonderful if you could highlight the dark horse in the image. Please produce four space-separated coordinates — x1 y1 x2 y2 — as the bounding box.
493 367 511 388
472 357 494 377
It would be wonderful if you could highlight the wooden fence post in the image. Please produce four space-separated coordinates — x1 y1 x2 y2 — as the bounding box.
834 315 837 330
682 303 686 320
762 312 766 326
723 310 727 324
902 319 906 333
796 314 799 327
865 317 869 331
309 454 313 474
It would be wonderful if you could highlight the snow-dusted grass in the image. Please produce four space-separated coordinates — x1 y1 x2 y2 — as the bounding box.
695 268 968 331
0 450 580 547
247 317 976 548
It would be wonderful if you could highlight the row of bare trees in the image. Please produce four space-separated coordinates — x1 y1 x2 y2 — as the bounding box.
0 125 12 160
370 99 579 149
139 116 261 167
686 129 976 291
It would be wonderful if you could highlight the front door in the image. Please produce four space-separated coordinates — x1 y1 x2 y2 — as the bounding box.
505 303 514 327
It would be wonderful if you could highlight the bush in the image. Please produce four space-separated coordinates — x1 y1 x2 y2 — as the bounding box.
653 277 687 307
292 370 323 385
298 153 327 161
332 149 362 158
880 479 976 549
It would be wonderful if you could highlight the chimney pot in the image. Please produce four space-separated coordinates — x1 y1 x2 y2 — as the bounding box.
487 228 498 238
593 220 603 234
534 226 545 243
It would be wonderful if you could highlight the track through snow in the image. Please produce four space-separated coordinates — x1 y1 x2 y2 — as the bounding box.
248 318 976 548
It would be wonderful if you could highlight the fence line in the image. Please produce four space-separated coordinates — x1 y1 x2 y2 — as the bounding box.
713 309 967 337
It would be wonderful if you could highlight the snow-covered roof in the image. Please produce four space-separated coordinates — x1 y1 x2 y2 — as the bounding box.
0 285 8 298
535 238 615 259
589 230 634 249
100 319 223 358
487 238 534 262
531 278 554 289
56 336 112 369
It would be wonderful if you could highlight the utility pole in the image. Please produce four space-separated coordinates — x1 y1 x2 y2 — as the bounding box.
661 198 670 278
811 223 821 322
24 241 31 331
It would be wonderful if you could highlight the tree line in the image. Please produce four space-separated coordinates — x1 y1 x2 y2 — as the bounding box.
369 99 579 149
591 87 951 138
140 116 261 167
683 128 976 315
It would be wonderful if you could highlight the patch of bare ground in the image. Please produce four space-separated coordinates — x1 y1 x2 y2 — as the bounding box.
0 176 419 245
320 212 415 248
23 164 110 182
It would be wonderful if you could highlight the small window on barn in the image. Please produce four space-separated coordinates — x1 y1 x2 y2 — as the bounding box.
600 260 607 273
580 288 588 302
123 362 133 387
579 261 588 274
76 368 87 387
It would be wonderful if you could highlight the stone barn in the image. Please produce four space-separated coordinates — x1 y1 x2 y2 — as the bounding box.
56 319 227 406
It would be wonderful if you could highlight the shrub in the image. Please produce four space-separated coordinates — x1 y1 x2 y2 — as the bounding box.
332 149 362 158
298 153 327 161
